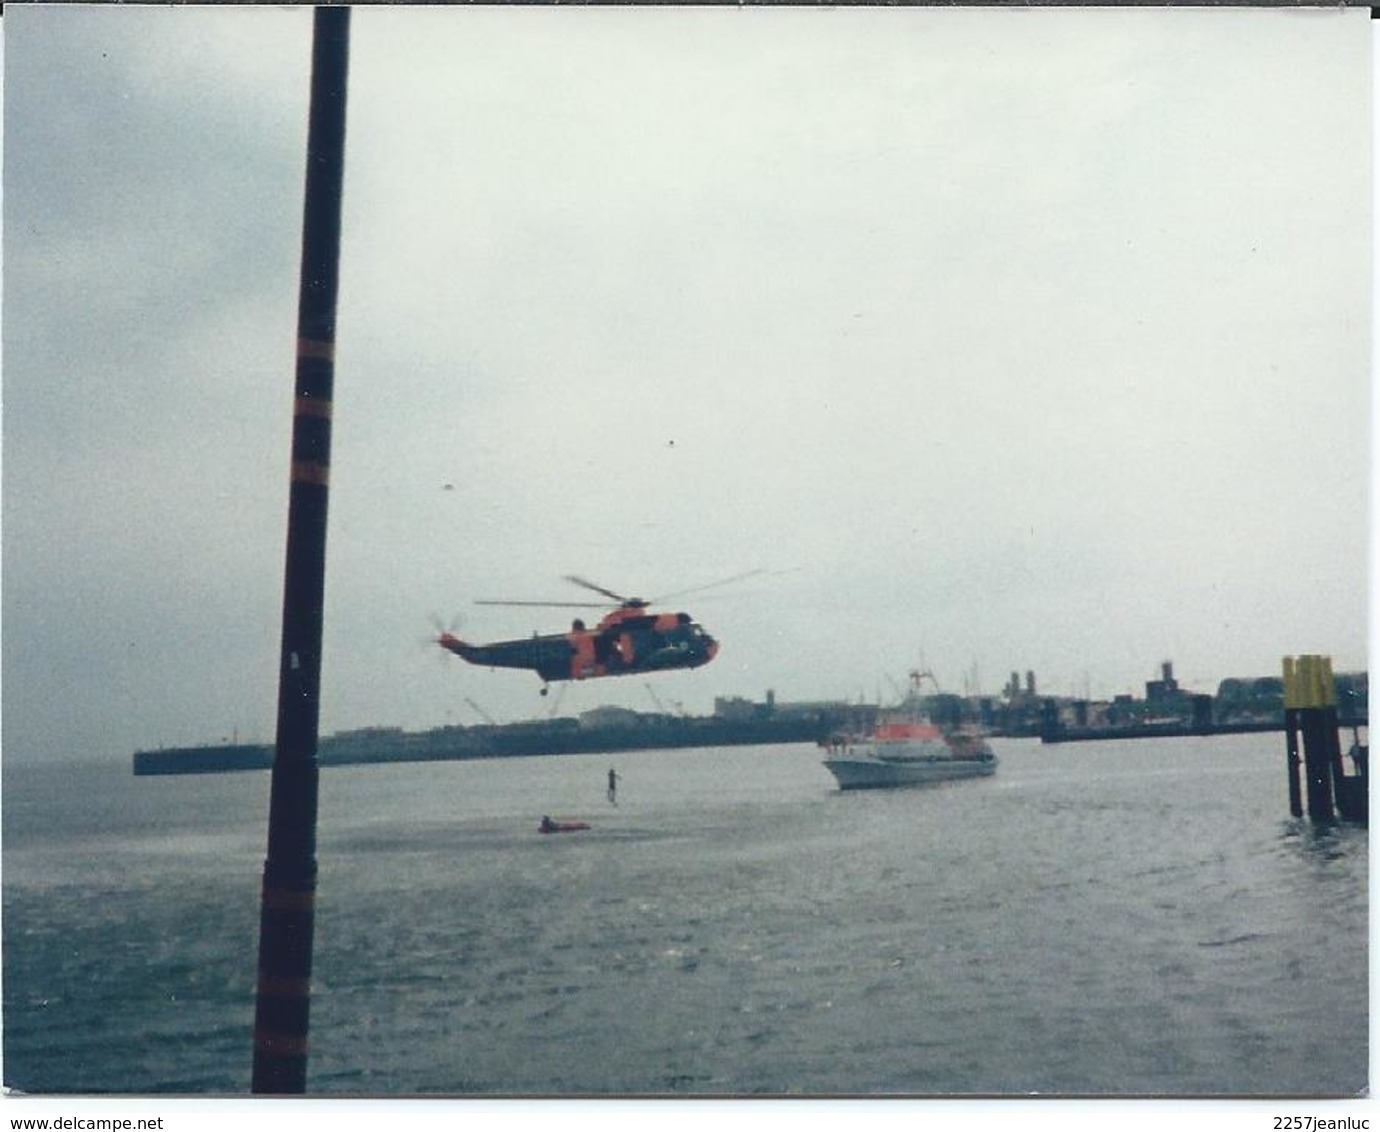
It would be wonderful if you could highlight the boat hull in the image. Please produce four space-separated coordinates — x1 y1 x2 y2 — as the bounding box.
823 738 997 791
539 819 591 834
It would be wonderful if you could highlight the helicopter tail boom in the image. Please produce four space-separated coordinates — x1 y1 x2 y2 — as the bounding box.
436 631 477 663
437 629 577 682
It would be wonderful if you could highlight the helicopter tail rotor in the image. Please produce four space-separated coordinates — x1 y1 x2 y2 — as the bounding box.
427 614 468 659
429 612 465 637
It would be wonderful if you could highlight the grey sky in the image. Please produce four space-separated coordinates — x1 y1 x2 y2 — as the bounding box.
4 5 1371 763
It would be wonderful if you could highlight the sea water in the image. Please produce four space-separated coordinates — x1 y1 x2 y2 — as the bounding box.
1 735 1367 1096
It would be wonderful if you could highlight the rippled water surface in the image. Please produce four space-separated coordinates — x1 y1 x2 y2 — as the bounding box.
3 735 1367 1095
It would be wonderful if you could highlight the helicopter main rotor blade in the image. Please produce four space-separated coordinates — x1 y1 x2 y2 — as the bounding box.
475 569 772 612
563 575 631 604
652 569 768 604
474 596 609 604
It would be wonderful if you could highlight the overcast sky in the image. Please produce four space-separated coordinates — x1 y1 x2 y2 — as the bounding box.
4 5 1372 764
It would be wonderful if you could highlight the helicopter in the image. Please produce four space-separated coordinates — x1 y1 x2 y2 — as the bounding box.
436 573 758 694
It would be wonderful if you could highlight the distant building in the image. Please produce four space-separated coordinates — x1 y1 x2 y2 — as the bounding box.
714 695 762 722
1215 669 1367 723
1003 670 1039 702
579 706 644 730
1145 660 1181 703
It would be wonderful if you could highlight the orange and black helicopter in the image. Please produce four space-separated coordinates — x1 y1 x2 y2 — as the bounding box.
436 573 758 694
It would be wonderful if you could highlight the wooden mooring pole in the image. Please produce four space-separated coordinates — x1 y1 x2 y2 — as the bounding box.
1283 702 1303 819
252 5 351 1095
1282 655 1366 825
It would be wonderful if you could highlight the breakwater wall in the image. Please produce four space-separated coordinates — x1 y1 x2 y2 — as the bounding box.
132 715 832 776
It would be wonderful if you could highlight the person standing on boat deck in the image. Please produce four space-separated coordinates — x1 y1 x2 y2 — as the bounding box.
607 767 621 805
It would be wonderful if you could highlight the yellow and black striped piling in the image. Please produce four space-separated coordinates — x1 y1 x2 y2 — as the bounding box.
252 5 351 1095
1283 655 1364 824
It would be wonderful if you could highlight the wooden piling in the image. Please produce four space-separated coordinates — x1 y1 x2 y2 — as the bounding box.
1284 705 1303 820
1282 655 1365 825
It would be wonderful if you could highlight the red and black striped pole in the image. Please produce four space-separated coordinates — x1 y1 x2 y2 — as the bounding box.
252 5 350 1095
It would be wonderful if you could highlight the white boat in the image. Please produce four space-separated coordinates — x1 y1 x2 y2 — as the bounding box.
823 717 997 791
